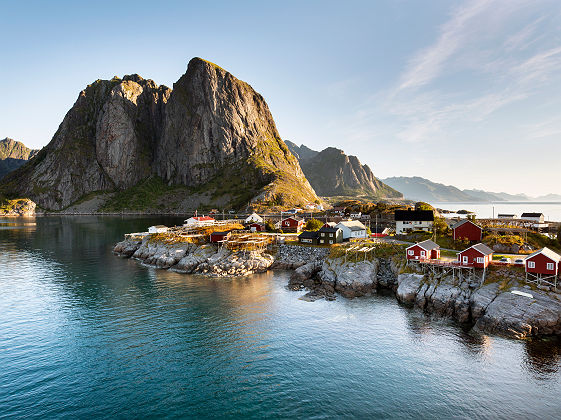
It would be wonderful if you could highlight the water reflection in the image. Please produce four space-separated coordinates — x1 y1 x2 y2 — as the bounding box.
523 338 561 379
2 216 561 418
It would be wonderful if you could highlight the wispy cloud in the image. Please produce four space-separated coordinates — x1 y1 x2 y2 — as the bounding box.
397 0 494 91
381 0 561 144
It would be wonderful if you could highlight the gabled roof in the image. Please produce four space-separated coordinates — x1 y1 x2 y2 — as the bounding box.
371 226 389 234
284 216 304 221
407 239 439 251
452 219 481 230
527 247 561 262
324 222 337 227
151 225 167 229
337 220 366 230
319 226 341 233
395 210 434 222
299 231 319 239
521 213 544 218
460 243 494 256
349 225 366 231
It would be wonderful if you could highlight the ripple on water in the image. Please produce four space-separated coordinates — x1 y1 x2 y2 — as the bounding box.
1 216 561 418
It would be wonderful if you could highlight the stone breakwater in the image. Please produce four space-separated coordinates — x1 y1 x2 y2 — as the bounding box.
271 245 330 269
114 238 274 277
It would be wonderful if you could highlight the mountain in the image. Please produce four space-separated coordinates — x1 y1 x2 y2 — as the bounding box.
284 141 318 161
0 138 39 179
286 142 402 199
1 58 318 211
535 193 561 201
382 176 482 202
382 176 557 202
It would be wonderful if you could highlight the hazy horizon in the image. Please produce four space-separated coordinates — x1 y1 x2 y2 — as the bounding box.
2 0 560 196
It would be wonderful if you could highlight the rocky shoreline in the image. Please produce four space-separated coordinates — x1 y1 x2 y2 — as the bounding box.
114 236 561 339
114 237 274 277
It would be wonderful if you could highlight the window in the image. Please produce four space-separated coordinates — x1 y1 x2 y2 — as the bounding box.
477 257 484 264
420 251 426 257
528 261 535 269
320 240 324 244
408 250 414 256
547 262 554 270
321 233 325 237
329 240 333 244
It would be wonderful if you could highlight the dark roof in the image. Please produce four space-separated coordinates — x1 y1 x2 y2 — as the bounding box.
521 213 544 218
395 209 434 222
211 231 231 236
452 219 481 230
408 239 439 251
319 226 340 233
285 216 304 221
372 226 388 233
299 231 319 239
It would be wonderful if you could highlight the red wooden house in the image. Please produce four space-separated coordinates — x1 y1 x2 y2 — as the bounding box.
457 243 494 268
278 216 304 233
525 248 561 279
406 240 440 260
249 223 265 232
210 231 231 243
452 220 482 242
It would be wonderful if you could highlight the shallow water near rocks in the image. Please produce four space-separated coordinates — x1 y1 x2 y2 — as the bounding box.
1 216 561 418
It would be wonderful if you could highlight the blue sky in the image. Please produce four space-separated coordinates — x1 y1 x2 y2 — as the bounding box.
2 0 561 196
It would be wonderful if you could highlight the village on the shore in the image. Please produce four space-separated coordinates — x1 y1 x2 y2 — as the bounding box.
127 202 561 291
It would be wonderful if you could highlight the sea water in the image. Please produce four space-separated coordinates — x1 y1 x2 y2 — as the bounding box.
1 216 560 418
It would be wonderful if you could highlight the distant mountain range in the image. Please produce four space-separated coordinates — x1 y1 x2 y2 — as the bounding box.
0 138 39 180
382 176 561 202
285 141 402 199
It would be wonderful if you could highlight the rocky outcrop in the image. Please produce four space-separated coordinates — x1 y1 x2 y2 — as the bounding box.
393 270 561 339
0 138 39 179
114 236 274 277
2 58 319 211
286 142 401 199
0 198 36 216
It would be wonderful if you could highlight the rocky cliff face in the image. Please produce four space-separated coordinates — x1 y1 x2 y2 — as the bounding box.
1 58 318 210
286 142 401 198
0 138 39 179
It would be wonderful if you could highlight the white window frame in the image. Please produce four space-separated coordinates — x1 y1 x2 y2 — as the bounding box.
476 257 484 264
547 262 554 270
528 261 535 269
408 250 414 256
420 250 426 258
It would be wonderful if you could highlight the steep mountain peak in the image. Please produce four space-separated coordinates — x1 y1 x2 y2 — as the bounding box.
1 58 318 211
0 138 40 180
286 142 401 199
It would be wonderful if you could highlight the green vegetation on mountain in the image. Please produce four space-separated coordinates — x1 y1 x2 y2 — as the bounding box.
0 58 319 212
0 138 39 180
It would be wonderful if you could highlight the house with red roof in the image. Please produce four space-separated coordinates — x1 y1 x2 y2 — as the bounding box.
184 216 216 227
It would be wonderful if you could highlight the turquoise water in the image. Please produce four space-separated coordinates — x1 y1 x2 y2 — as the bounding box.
1 216 561 419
